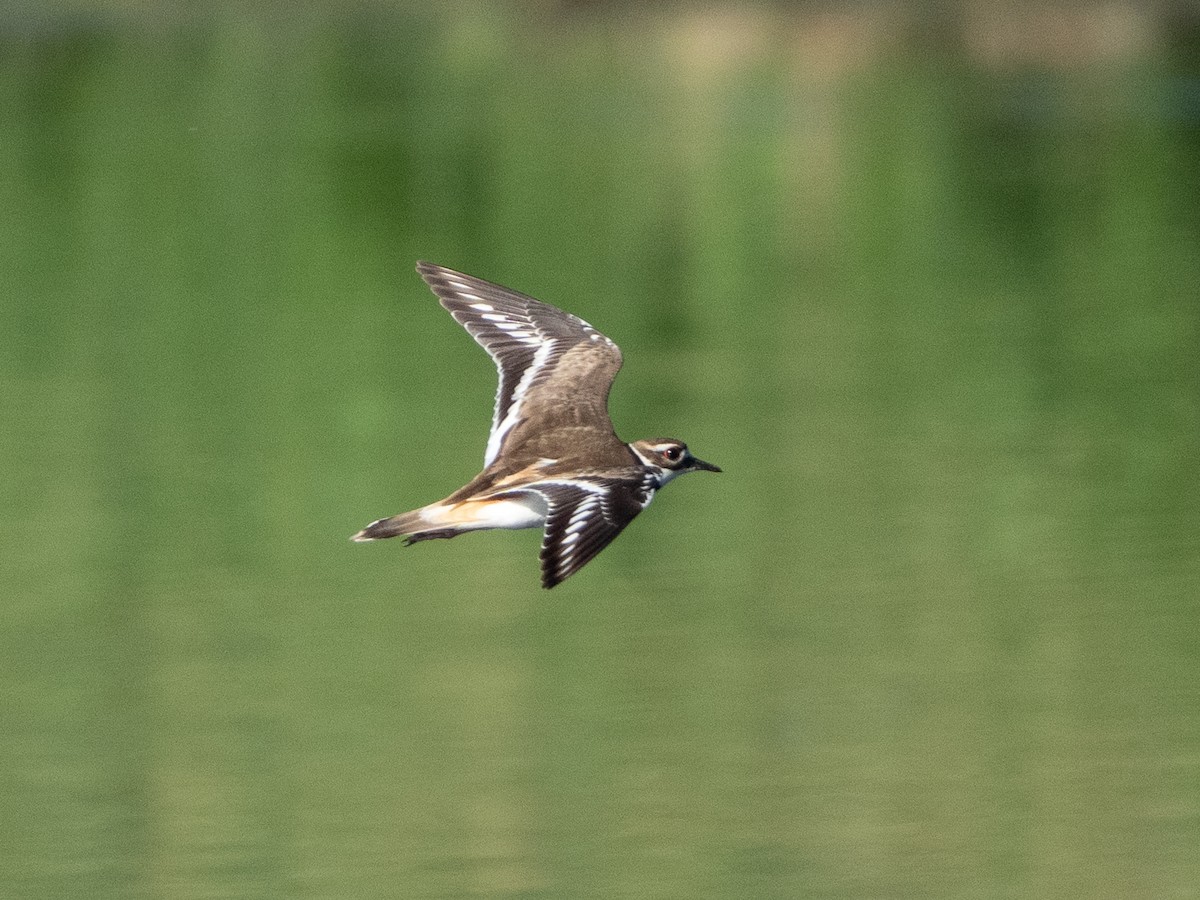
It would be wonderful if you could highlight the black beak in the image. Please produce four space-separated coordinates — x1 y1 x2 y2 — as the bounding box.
691 456 722 473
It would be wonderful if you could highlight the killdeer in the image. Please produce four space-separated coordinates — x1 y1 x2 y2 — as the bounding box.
351 262 720 588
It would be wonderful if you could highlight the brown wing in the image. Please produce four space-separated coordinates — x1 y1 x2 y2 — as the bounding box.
532 476 656 588
417 262 624 466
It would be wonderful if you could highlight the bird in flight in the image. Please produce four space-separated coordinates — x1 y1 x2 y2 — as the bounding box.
351 262 720 588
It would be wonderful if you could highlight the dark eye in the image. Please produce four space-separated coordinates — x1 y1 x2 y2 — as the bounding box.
664 446 683 462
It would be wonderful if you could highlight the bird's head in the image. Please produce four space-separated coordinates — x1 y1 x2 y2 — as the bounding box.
630 438 721 484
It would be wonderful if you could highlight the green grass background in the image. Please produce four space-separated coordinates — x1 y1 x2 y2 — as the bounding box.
2 4 1198 897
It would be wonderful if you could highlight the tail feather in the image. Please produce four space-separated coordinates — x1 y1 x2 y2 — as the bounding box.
350 510 426 542
352 496 537 545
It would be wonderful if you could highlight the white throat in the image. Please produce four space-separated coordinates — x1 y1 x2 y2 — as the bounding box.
653 467 685 487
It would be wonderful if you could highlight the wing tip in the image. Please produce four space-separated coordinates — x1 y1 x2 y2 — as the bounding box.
538 548 565 589
416 260 452 287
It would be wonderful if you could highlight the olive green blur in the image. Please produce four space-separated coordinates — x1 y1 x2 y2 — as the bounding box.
2 4 1198 897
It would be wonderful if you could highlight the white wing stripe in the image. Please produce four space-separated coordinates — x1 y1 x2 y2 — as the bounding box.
531 479 608 495
484 337 556 466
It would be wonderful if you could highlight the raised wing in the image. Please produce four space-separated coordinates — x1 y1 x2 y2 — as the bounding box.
533 477 655 588
417 262 623 467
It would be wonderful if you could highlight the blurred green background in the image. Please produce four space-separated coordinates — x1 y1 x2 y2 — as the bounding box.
3 2 1199 897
